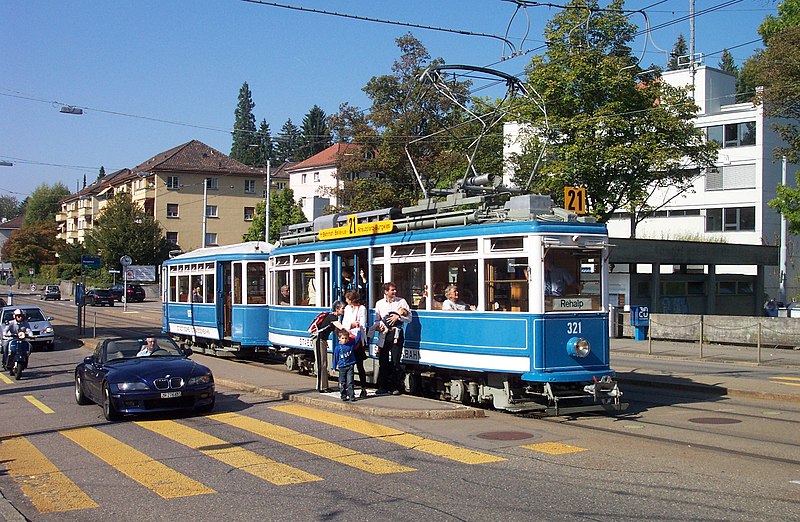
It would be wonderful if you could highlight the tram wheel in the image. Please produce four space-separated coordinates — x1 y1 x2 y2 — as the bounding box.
285 354 298 372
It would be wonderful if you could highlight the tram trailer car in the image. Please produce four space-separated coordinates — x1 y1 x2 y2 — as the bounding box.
162 242 273 356
269 194 626 415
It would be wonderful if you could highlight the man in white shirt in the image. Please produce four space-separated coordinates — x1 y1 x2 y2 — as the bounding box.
373 282 412 395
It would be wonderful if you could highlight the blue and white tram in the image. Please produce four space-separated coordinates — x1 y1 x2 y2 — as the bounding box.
162 242 272 355
270 194 624 414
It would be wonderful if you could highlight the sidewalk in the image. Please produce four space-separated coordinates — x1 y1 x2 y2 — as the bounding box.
58 326 800 418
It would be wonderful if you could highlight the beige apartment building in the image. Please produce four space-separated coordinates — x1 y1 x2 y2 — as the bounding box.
57 140 268 251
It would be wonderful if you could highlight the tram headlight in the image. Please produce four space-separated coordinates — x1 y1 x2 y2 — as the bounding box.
567 337 591 358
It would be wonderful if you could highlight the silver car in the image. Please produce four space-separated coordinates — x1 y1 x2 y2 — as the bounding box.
1 306 55 351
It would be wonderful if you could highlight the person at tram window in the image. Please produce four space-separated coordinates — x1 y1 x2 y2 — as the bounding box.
544 256 577 297
279 285 290 305
192 286 203 303
442 285 476 311
373 282 412 395
418 283 447 310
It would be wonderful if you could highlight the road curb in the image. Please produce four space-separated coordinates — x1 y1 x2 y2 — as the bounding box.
215 377 485 419
616 374 800 404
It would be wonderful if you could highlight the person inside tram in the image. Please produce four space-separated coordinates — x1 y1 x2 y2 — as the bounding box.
442 285 475 311
279 285 290 305
192 286 203 303
544 255 578 297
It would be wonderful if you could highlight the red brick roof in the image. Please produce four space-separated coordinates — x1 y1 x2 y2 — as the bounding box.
130 140 260 177
288 143 362 171
0 215 24 230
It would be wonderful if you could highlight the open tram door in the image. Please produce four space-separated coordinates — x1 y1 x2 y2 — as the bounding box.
332 249 369 304
221 262 232 337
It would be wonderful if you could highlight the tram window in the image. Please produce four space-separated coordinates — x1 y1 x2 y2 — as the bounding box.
168 275 177 302
485 257 528 312
431 260 478 309
431 240 477 255
490 237 524 252
204 274 214 303
294 254 314 265
233 264 243 305
274 256 290 267
275 270 289 305
544 248 605 312
391 263 425 309
247 262 266 304
190 275 203 303
371 264 385 305
177 275 190 302
371 246 385 262
294 269 315 305
391 245 424 258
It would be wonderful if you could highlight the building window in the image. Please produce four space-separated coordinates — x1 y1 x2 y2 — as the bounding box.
276 181 286 190
244 180 256 193
166 232 178 245
313 172 320 182
167 204 179 218
205 233 217 246
706 206 755 232
167 176 180 189
706 164 756 191
206 205 218 218
244 207 254 221
302 173 308 184
706 121 756 148
206 178 219 190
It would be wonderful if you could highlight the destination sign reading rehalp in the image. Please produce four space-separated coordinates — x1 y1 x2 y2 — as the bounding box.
318 215 394 241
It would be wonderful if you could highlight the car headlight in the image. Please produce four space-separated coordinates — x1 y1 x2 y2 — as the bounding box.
567 337 591 358
116 382 150 391
45 327 53 334
187 373 213 386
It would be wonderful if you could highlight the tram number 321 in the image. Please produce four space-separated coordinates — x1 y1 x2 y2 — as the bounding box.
567 321 582 334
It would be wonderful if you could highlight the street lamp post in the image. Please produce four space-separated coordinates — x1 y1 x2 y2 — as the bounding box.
201 177 208 248
265 159 271 243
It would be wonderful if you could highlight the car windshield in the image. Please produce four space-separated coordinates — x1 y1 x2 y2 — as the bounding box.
2 309 45 322
105 338 183 361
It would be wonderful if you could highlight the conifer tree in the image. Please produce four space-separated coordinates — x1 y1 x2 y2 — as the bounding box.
274 119 302 163
298 105 332 161
230 82 259 166
667 34 689 70
718 49 738 75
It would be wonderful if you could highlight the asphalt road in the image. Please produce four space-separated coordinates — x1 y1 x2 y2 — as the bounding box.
0 295 798 520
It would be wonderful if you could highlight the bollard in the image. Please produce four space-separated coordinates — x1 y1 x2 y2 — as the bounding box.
7 292 11 306
699 315 704 359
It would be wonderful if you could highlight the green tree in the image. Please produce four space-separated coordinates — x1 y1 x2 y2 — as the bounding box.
297 105 332 161
348 32 472 211
329 102 375 144
23 182 70 227
274 119 302 163
718 49 738 75
753 28 800 162
255 119 274 167
759 0 800 45
667 34 689 70
0 195 21 222
242 188 306 242
514 0 718 237
98 166 106 180
85 192 171 271
736 52 761 102
2 222 59 275
230 82 260 166
770 175 800 233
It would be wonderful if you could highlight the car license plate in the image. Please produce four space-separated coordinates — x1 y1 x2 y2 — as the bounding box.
161 391 182 398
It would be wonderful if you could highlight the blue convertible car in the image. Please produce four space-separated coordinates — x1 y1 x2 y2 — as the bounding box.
74 336 215 421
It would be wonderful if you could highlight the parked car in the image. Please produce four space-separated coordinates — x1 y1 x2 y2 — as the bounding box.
0 305 55 351
74 335 215 421
108 283 145 303
41 284 61 301
85 288 115 307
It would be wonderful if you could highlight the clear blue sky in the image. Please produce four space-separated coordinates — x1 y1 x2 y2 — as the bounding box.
1 0 777 200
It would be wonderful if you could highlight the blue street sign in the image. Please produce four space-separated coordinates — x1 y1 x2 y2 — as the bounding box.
81 255 102 270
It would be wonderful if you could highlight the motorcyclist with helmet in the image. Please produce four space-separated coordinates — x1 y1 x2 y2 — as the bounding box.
2 309 32 369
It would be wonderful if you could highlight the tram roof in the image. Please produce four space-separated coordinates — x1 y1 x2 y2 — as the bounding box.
165 241 272 263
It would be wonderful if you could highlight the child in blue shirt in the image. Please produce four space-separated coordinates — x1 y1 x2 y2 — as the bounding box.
333 328 358 401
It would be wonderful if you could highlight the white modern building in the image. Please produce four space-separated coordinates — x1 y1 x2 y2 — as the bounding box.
504 65 799 312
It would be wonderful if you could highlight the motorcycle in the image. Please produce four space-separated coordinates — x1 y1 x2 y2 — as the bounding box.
3 332 32 380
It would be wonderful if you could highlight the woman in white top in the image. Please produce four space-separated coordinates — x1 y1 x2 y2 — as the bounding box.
442 285 476 311
342 290 368 397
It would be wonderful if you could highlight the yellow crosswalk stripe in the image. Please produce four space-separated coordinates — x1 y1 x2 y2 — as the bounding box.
0 372 12 384
272 404 506 465
521 442 587 455
0 435 98 513
24 395 54 414
60 427 215 498
209 412 415 474
135 419 322 486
